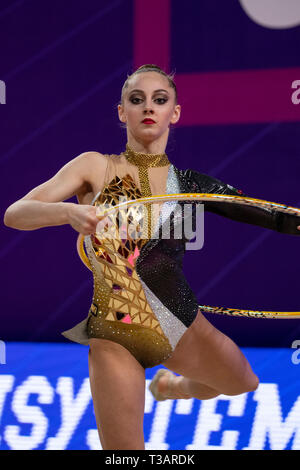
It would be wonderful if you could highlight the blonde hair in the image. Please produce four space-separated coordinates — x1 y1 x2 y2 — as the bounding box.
121 64 178 104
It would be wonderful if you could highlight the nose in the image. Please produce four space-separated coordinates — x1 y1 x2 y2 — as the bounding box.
143 100 154 114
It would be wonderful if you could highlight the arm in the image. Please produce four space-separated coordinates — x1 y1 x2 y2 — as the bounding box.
3 152 108 233
185 169 300 236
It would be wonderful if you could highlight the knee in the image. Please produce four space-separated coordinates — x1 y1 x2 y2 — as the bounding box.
239 373 259 394
238 359 260 394
225 373 259 396
247 374 259 392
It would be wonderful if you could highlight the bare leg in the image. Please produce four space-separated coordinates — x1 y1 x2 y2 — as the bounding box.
156 373 220 400
88 338 146 450
158 309 259 400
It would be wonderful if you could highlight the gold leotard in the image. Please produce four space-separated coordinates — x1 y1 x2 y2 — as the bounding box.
62 145 186 368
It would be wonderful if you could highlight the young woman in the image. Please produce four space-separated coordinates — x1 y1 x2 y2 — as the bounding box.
4 65 299 450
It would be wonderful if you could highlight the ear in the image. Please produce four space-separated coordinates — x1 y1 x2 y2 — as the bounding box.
170 104 181 125
118 104 127 123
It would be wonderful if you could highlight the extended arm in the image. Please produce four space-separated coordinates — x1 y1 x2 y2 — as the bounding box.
3 152 107 234
185 169 300 236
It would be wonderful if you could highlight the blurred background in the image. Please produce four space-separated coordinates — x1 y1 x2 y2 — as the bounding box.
1 0 300 450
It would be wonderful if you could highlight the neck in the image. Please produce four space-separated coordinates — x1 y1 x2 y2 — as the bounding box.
122 143 170 167
126 132 168 155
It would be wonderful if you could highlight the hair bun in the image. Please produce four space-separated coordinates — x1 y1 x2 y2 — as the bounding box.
136 64 163 72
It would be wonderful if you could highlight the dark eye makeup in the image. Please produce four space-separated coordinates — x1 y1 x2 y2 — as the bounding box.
129 95 168 105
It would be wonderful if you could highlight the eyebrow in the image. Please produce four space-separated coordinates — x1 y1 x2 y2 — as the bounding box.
128 89 169 95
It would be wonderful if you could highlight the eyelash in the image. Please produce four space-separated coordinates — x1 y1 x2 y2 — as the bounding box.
130 97 168 105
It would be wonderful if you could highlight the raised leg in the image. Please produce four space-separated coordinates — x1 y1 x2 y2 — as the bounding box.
158 309 259 399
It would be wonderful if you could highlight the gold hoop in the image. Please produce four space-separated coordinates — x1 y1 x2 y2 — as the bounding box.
76 193 300 319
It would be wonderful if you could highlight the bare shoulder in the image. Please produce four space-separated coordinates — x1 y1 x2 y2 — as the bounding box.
74 151 109 205
74 150 108 167
81 150 108 160
72 151 108 180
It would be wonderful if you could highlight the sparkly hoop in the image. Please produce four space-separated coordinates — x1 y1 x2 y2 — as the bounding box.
77 193 300 319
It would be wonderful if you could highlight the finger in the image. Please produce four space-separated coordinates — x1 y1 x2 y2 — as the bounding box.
95 205 107 218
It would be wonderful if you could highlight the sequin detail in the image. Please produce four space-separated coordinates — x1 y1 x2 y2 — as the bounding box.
152 164 180 236
122 144 170 239
135 165 201 328
139 278 186 350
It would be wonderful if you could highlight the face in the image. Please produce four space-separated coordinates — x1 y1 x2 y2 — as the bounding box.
118 72 181 143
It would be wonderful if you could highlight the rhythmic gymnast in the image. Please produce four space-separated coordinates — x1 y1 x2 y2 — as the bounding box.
4 64 300 450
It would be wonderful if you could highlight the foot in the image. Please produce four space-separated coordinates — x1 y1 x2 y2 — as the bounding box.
149 369 191 401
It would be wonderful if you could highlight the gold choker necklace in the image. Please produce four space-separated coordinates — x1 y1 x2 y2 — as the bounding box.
122 143 170 167
122 144 170 239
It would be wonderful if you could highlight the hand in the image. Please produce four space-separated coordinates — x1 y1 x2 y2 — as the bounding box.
298 226 300 231
66 204 102 235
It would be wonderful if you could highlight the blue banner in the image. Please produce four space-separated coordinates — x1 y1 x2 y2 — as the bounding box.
0 342 299 450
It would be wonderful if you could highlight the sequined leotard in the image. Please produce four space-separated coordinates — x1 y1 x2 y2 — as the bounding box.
62 145 293 368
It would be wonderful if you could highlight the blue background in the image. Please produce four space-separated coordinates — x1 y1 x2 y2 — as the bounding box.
0 342 299 450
